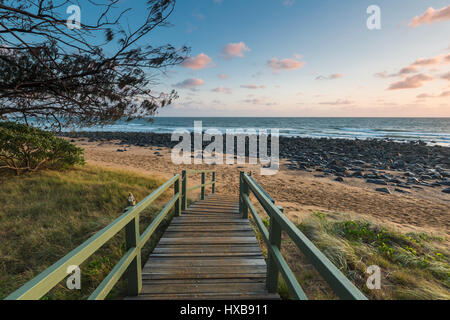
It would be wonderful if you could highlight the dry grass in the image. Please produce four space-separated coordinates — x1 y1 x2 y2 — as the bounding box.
0 165 172 299
250 204 449 300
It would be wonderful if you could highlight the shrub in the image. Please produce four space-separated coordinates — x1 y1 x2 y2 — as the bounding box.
0 122 84 175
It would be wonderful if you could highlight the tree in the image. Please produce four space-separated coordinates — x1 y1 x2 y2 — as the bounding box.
0 0 189 129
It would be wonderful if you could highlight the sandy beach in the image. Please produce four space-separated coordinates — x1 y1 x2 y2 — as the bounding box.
68 136 450 238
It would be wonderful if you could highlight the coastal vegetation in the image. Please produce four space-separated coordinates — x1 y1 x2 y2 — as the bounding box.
0 165 171 299
0 122 84 175
254 211 449 300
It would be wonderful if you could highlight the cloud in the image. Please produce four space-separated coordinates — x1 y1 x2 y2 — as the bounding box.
240 84 266 89
282 0 295 7
318 99 355 105
268 57 305 73
442 72 450 80
374 71 389 78
376 54 450 78
212 86 232 94
193 12 205 20
409 6 450 27
181 53 214 70
387 74 433 90
218 74 228 79
243 98 277 106
316 73 343 80
417 91 450 99
221 42 250 59
173 78 204 89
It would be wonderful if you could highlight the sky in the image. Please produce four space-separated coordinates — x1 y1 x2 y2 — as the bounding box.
97 1 450 117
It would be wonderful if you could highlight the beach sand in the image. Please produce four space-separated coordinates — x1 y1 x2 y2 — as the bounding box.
71 138 450 238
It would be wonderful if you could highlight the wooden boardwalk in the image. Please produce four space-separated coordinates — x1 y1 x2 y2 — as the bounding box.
130 194 279 300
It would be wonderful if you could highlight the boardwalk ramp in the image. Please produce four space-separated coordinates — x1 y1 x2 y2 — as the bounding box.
134 194 279 300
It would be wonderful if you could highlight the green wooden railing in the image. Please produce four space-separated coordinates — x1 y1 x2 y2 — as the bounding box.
239 172 367 300
5 170 215 300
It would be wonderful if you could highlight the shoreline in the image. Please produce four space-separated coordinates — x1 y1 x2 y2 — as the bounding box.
60 131 450 192
61 131 450 237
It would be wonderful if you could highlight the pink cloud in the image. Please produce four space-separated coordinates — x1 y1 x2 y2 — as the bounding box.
240 84 266 89
417 91 450 98
212 86 232 94
318 99 355 105
374 71 389 78
181 53 213 70
243 98 277 106
174 78 204 89
409 6 450 27
316 73 343 80
388 74 433 90
377 54 450 79
268 57 305 73
442 72 450 80
218 74 228 79
221 42 250 59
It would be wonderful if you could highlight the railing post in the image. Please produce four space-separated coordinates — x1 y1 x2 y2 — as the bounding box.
125 215 142 296
212 172 216 194
266 206 283 293
201 172 205 200
181 170 187 210
174 175 181 217
239 172 243 215
240 172 249 219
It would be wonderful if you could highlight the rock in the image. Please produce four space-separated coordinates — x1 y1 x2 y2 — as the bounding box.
395 188 411 194
441 180 450 186
407 177 420 184
442 188 450 194
376 188 391 194
367 179 387 185
117 149 125 152
335 177 344 182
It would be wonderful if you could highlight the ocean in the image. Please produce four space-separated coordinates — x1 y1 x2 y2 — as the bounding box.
67 117 450 147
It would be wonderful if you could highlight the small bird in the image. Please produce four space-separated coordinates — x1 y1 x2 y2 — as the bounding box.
128 193 136 206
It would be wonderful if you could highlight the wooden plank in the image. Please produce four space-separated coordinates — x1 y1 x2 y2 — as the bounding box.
151 252 264 258
153 245 262 254
144 257 267 268
163 231 255 238
142 265 267 277
126 293 279 300
158 237 259 245
165 225 252 232
140 281 267 295
182 209 240 214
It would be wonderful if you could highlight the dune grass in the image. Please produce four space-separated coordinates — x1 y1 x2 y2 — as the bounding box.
0 165 173 300
252 209 449 300
294 212 449 300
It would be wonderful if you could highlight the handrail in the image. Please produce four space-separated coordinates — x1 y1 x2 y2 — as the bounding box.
5 174 182 300
181 169 216 209
239 172 367 300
